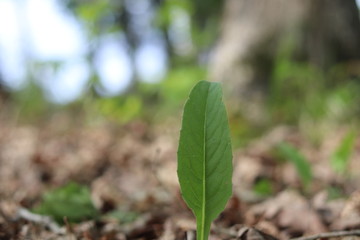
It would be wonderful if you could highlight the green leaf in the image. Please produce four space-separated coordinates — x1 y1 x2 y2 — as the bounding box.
330 131 356 174
327 186 345 200
32 182 99 224
177 81 233 240
105 209 139 224
253 178 273 197
277 142 313 188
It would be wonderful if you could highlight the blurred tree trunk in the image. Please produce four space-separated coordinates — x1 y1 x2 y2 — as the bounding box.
209 0 360 120
0 73 10 99
0 82 10 108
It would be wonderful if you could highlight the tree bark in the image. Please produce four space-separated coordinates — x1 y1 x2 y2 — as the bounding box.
209 0 360 120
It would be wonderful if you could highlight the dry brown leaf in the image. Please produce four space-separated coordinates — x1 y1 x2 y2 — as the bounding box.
332 191 360 230
312 190 346 226
238 226 279 240
247 190 327 236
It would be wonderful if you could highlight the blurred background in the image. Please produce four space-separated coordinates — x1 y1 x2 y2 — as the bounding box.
0 0 360 139
1 0 360 238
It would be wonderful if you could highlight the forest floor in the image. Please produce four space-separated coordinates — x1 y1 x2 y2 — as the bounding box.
0 115 360 240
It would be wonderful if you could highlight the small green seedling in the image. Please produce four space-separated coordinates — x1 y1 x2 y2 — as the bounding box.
330 131 356 174
177 81 233 240
277 142 313 189
32 182 99 224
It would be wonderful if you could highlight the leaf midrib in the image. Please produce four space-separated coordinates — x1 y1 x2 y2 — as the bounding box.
201 84 211 240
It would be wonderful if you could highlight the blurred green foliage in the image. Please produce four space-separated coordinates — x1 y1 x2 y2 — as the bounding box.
32 182 99 224
105 208 139 224
270 58 360 125
12 82 49 122
253 178 274 197
268 37 360 141
92 65 205 123
1 0 359 145
276 142 313 190
3 0 217 125
95 95 143 123
327 186 345 200
330 130 357 174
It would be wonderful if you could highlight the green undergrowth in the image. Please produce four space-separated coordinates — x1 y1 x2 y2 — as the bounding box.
32 182 99 224
276 142 313 191
32 182 139 225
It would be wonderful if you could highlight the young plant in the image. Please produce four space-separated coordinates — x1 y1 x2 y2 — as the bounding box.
32 182 99 224
330 131 356 174
277 142 313 189
177 81 233 240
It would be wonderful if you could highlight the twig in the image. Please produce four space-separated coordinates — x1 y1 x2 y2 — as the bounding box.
186 230 195 240
16 208 64 234
290 229 360 240
213 225 279 240
212 225 238 237
213 226 360 240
